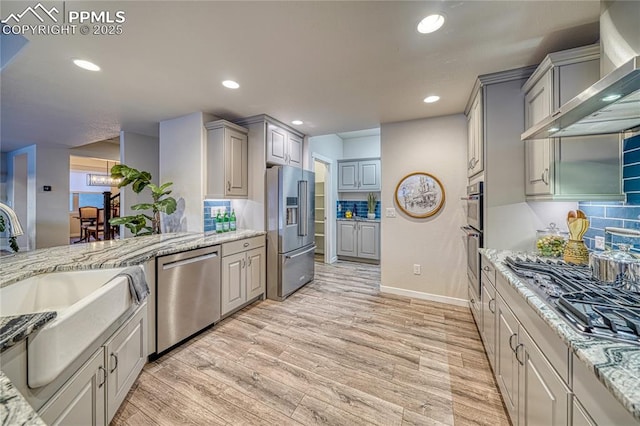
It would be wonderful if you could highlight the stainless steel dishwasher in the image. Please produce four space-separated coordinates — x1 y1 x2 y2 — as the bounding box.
156 245 221 353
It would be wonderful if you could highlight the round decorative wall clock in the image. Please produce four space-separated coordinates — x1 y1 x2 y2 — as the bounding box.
394 172 445 218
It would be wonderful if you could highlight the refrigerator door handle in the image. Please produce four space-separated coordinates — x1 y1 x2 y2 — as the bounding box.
298 180 308 236
285 245 316 259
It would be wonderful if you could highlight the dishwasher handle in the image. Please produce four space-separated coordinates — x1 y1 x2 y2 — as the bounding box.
161 252 219 270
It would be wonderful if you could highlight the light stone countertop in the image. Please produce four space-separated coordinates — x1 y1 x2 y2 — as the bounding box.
336 217 381 222
0 230 265 425
481 248 640 422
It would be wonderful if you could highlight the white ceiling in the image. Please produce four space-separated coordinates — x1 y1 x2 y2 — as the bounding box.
0 1 601 152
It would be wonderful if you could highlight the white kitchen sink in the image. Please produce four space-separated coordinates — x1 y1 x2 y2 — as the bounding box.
0 267 135 388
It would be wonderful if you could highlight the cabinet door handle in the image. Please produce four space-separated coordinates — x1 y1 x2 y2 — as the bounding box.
509 333 518 352
110 353 118 373
515 343 525 365
470 298 475 304
488 298 495 314
470 157 478 168
482 266 491 272
248 257 252 267
98 366 107 388
242 259 246 268
227 181 231 191
541 168 549 185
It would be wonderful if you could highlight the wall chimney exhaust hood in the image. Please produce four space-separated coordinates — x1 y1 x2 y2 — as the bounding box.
521 55 640 140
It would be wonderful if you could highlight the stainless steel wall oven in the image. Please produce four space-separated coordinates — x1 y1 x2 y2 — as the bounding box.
462 182 483 301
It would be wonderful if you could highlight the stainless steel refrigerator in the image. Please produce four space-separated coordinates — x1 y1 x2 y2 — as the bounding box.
266 165 315 301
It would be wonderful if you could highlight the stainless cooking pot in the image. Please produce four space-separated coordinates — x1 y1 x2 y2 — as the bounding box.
589 244 640 285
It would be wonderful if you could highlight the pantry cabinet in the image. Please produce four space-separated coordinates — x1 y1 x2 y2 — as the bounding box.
266 122 303 167
205 120 249 198
221 236 266 316
523 44 623 201
337 220 379 261
338 159 381 192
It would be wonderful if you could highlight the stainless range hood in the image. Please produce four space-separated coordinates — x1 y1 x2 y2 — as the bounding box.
521 55 640 140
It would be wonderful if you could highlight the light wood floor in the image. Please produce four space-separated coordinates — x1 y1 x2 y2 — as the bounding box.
112 261 509 426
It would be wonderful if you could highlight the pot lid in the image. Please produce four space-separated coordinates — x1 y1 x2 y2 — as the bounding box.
591 244 640 264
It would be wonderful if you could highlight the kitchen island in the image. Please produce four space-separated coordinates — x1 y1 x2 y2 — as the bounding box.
0 230 265 425
481 248 640 424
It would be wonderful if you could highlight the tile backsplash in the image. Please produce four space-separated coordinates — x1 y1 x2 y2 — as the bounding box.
336 200 380 219
203 200 231 232
579 133 640 253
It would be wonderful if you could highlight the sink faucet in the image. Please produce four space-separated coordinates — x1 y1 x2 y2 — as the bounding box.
0 202 24 237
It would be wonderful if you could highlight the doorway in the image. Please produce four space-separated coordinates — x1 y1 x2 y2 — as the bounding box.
313 155 334 264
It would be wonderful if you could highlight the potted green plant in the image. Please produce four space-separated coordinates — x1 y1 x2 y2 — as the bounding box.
367 193 377 219
109 165 177 236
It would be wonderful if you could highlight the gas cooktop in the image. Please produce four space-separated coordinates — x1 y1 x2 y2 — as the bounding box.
506 257 640 346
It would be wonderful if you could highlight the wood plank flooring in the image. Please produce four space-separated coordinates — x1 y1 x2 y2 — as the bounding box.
112 261 510 426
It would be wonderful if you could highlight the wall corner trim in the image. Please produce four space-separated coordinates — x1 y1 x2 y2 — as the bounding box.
379 285 469 307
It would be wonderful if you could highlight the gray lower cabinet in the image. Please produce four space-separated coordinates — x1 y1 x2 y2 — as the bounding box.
496 293 571 426
39 347 106 426
221 237 266 316
480 278 496 369
572 398 596 426
337 220 380 260
38 303 148 426
496 293 519 421
105 305 147 423
518 327 570 426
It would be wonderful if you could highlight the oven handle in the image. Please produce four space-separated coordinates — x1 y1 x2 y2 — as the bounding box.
460 226 480 238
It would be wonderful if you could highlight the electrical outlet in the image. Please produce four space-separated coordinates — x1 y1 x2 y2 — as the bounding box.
595 236 605 250
413 264 421 275
386 208 396 218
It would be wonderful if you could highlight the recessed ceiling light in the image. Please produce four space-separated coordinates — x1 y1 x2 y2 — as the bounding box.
417 14 445 34
602 94 621 102
291 120 303 125
73 59 100 71
222 80 240 89
423 95 440 103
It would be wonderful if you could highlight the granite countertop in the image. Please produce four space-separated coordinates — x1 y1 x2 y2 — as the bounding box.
0 313 57 352
0 372 45 426
337 217 380 222
0 230 264 424
1 229 265 288
481 248 640 421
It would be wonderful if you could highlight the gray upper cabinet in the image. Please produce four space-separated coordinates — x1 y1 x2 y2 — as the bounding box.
338 158 381 192
523 45 623 201
267 122 303 167
205 120 249 198
467 90 484 178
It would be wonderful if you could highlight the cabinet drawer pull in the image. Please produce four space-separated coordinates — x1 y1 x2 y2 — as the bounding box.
98 366 107 388
488 298 495 314
541 168 549 185
243 242 250 247
482 266 491 272
515 343 525 365
110 353 118 373
509 333 518 352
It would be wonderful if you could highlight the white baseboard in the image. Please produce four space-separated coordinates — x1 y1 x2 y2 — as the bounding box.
379 285 469 307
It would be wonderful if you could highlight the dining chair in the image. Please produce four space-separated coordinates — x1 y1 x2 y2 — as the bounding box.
78 206 98 242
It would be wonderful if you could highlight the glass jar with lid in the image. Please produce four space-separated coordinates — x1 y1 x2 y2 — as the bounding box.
536 223 568 257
